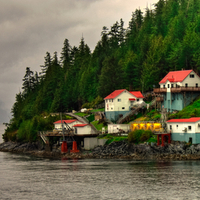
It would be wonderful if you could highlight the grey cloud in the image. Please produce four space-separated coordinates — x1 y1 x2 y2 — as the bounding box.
0 0 158 123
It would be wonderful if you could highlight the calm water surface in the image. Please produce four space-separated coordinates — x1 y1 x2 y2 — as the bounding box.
1 127 200 199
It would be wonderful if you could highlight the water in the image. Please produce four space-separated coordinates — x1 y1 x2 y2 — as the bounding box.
0 154 200 200
1 127 200 199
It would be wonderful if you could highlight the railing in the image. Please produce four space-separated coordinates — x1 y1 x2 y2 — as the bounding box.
39 132 49 144
154 88 167 93
171 87 200 93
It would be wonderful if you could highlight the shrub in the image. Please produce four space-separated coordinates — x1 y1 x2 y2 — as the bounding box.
140 130 153 142
128 130 143 143
128 130 153 143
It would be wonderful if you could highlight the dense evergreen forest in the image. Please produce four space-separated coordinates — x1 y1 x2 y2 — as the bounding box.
4 0 200 142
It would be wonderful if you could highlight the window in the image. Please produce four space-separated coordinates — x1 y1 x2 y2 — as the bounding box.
176 125 178 129
171 84 174 88
170 125 172 130
137 99 139 102
196 83 198 88
118 99 121 102
185 83 188 88
163 85 165 88
75 128 77 134
122 107 125 109
190 74 194 78
168 84 170 88
188 126 192 131
112 99 113 102
109 99 112 102
111 107 113 110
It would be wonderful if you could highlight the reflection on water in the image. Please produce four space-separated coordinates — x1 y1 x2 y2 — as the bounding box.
0 152 200 199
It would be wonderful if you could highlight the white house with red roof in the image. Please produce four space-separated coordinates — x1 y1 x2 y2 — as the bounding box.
54 119 83 130
104 89 144 121
73 124 93 135
154 70 200 112
167 117 200 144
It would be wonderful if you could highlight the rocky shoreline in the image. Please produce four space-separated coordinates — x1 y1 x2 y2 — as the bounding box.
1 140 200 160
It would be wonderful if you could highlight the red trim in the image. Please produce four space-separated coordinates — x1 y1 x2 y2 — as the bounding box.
129 98 136 101
54 120 77 124
73 124 88 127
167 117 200 123
104 89 144 99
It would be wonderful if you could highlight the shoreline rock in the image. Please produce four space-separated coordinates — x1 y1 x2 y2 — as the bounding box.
1 140 200 161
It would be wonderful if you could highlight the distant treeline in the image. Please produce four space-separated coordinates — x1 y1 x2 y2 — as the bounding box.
4 0 200 142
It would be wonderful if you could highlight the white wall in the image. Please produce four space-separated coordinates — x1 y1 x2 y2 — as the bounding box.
182 71 200 87
108 124 130 133
75 125 92 135
167 122 198 133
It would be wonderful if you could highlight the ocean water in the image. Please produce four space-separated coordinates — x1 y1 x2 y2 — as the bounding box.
1 126 200 199
0 154 200 199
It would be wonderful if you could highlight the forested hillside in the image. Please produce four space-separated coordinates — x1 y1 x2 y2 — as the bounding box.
4 0 200 142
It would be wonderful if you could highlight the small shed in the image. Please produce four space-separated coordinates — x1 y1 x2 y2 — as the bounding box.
73 124 93 135
54 119 83 130
108 124 130 134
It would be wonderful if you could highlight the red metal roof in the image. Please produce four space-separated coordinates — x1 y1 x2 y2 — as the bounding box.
73 124 88 127
159 70 193 84
167 117 200 123
130 91 144 98
104 89 144 99
104 89 126 99
54 120 77 124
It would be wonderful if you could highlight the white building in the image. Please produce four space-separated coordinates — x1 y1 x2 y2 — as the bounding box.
73 124 93 135
167 117 200 144
54 119 83 130
104 89 144 121
108 124 130 134
154 70 200 111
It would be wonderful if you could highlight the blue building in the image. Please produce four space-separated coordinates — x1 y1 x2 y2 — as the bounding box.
154 70 200 112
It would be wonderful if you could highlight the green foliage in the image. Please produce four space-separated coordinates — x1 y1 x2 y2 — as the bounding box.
91 121 107 131
169 98 200 119
74 112 88 117
86 114 94 122
140 130 153 142
128 130 153 143
91 108 105 113
82 96 103 109
98 134 128 145
6 0 200 142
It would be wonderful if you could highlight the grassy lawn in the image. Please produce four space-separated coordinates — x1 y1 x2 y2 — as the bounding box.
98 134 128 144
74 112 89 117
91 120 107 131
91 108 105 112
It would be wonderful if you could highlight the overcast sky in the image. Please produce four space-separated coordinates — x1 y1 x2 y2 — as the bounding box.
0 0 158 124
